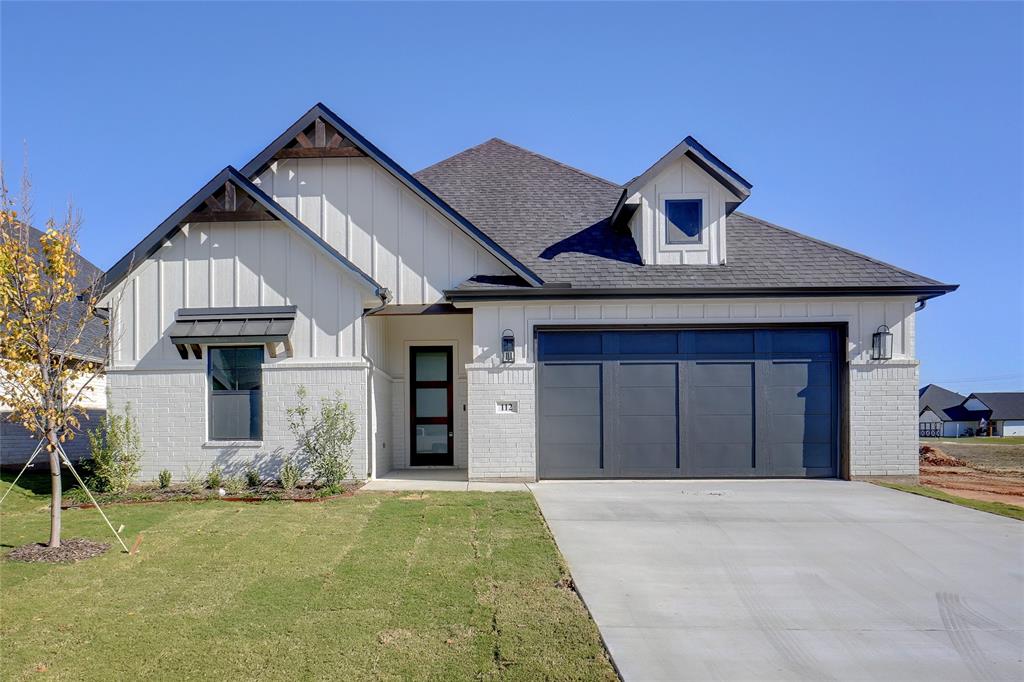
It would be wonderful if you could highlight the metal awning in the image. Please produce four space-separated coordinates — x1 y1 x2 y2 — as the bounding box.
169 306 297 359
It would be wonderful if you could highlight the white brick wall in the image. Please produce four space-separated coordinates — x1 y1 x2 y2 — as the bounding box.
466 364 536 481
108 363 369 482
849 362 920 478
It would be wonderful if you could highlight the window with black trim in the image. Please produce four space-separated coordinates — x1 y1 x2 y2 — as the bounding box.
665 198 702 244
208 346 263 441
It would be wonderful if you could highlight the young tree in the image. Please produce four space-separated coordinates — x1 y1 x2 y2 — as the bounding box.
0 166 110 547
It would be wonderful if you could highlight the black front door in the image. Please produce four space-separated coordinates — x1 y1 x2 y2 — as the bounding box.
410 346 454 466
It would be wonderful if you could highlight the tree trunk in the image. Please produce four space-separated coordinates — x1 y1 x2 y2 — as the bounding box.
47 431 61 548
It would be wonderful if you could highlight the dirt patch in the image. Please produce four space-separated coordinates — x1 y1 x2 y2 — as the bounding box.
926 440 1024 473
919 444 1024 508
6 538 110 564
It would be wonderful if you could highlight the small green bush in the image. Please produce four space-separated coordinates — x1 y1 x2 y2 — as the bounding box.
287 386 355 487
279 457 301 490
87 404 142 494
158 469 172 489
223 476 245 495
183 467 203 495
244 465 261 488
206 464 223 490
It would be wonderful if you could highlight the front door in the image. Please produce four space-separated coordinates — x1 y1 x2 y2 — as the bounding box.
410 346 454 466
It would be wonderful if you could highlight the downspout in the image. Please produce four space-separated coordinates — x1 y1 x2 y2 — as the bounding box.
361 287 392 480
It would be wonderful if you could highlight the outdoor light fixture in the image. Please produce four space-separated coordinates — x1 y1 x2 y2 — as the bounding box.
501 329 515 363
871 324 893 360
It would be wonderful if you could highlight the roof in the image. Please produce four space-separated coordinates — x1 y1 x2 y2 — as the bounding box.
624 135 752 202
919 384 970 422
239 103 542 287
169 306 297 345
414 138 956 300
100 166 386 300
964 393 1024 421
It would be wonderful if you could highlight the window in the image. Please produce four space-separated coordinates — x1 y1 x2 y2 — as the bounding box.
208 346 263 440
665 198 702 244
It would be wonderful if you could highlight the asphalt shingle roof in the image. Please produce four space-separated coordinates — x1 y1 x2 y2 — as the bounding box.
919 384 971 422
414 138 953 295
968 393 1024 421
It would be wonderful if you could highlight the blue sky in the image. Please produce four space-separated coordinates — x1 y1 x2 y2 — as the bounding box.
2 1 1021 393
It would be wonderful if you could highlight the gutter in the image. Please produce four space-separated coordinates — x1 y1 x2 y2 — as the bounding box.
445 284 959 303
360 287 392 481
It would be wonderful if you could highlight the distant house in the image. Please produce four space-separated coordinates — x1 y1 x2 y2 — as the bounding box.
918 385 976 437
960 393 1024 437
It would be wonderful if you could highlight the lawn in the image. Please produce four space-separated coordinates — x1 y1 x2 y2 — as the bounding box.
875 482 1024 521
0 473 616 681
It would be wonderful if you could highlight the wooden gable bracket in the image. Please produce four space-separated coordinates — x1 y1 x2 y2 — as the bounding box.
273 117 367 160
183 180 275 224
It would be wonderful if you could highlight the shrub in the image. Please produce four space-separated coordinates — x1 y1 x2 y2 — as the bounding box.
87 404 142 494
206 464 223 490
157 469 172 489
223 476 245 495
279 457 301 490
287 386 355 487
183 467 203 495
244 465 261 488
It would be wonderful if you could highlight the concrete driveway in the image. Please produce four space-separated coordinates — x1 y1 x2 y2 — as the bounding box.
530 480 1023 681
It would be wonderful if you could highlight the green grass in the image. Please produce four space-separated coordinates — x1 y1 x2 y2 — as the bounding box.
922 436 1024 445
0 474 616 681
876 482 1024 521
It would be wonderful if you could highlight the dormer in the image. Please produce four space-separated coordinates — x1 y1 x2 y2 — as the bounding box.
621 137 751 266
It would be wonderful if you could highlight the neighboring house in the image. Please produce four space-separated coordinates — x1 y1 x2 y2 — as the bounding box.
918 384 975 437
95 103 956 482
960 393 1024 437
0 226 107 465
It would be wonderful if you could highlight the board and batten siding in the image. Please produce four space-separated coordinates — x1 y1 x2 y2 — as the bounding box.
110 220 372 369
628 153 733 266
254 158 511 304
469 297 918 366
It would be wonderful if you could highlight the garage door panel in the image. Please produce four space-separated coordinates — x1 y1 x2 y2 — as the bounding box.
694 331 755 355
540 363 601 388
690 362 754 386
770 330 833 354
543 387 603 416
618 386 677 416
692 416 755 443
541 444 603 475
691 444 755 472
767 385 833 415
619 415 678 443
772 414 833 443
618 444 678 474
770 443 834 470
691 386 755 416
617 363 677 387
770 361 832 387
540 416 601 444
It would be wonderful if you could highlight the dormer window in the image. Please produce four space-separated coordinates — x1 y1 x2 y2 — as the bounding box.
664 198 702 244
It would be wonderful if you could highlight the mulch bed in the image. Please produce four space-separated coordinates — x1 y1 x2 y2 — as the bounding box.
61 482 363 510
6 538 110 564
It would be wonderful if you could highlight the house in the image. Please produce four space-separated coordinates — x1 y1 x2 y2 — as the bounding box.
960 393 1024 437
0 226 107 465
918 384 975 437
94 103 956 482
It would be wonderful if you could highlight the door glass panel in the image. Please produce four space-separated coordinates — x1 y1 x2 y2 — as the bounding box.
415 352 448 381
416 388 448 418
416 424 448 454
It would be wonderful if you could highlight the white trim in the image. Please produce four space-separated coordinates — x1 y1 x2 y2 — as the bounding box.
658 192 708 252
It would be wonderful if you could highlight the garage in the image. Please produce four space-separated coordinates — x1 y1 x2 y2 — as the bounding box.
537 327 840 478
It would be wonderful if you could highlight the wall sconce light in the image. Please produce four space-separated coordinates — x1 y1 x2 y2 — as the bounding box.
501 329 515 363
871 324 893 360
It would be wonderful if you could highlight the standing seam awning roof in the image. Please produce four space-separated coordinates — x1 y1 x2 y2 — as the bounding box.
169 306 297 345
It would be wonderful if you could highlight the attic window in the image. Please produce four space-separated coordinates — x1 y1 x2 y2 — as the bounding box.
665 199 702 244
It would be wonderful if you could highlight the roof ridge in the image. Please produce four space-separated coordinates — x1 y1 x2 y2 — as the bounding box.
734 212 947 286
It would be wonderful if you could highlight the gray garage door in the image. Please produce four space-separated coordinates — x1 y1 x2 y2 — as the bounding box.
537 328 838 478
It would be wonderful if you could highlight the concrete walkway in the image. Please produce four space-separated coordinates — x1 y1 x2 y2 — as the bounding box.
531 479 1024 681
362 469 529 492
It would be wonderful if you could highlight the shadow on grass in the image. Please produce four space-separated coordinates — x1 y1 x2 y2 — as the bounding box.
1 470 83 498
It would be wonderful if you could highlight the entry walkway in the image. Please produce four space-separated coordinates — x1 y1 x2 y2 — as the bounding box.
362 469 529 492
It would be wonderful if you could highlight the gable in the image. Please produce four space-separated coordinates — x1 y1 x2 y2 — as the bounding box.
240 104 539 291
254 157 514 304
